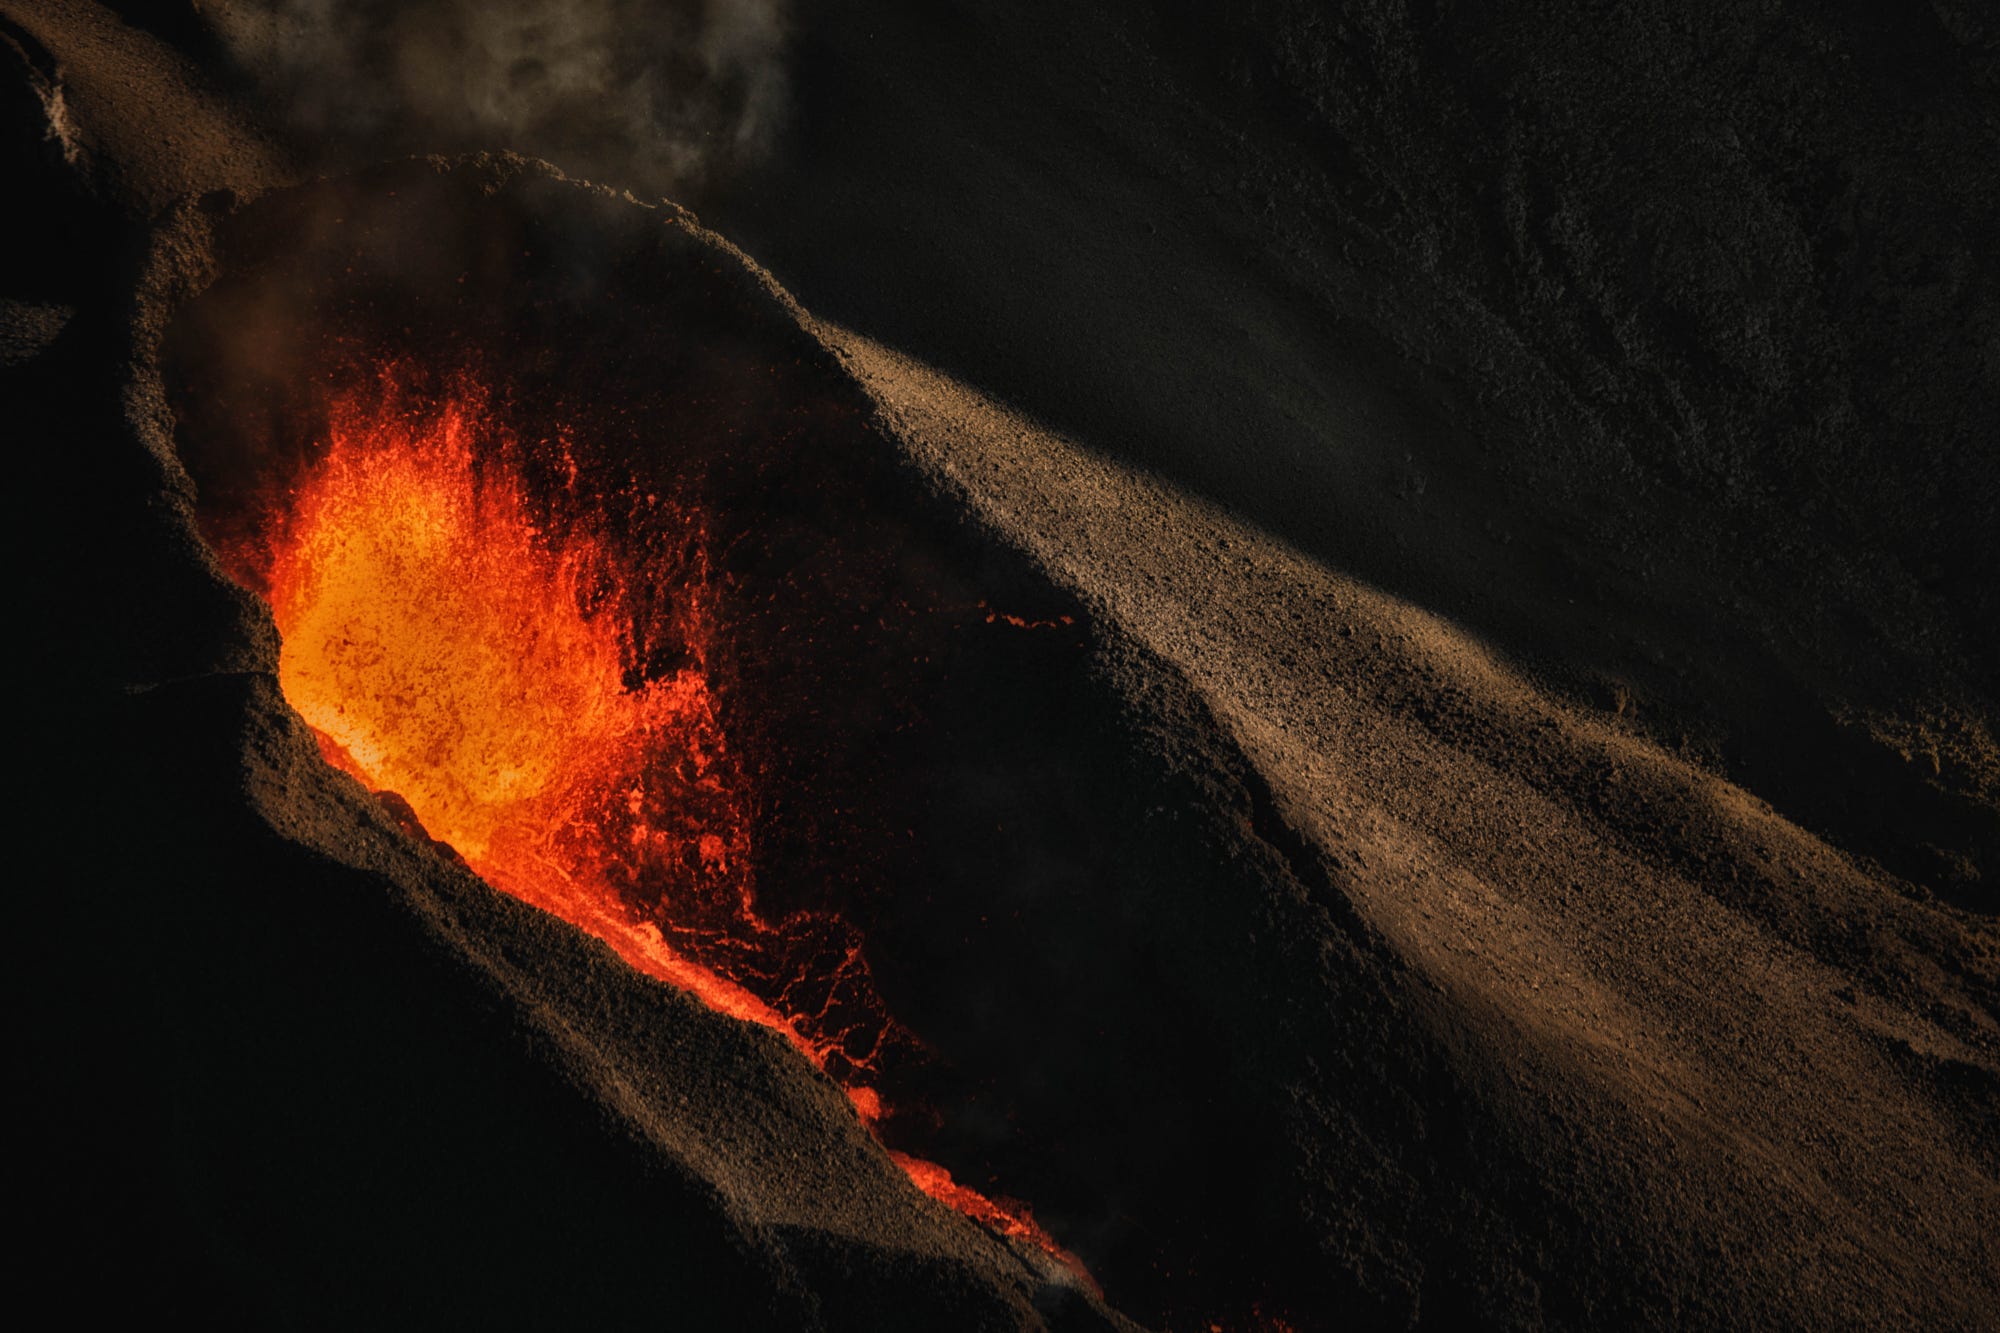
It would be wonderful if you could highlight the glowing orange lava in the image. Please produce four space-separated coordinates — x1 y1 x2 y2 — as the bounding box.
237 366 1086 1280
261 378 788 1037
890 1151 1099 1294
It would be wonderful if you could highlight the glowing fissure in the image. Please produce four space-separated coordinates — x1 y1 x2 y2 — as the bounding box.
238 366 1083 1277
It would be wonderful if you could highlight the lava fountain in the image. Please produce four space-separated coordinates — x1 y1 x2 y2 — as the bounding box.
224 362 1085 1278
258 369 795 1033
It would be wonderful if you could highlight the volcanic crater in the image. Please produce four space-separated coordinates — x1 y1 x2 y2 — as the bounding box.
161 158 1339 1330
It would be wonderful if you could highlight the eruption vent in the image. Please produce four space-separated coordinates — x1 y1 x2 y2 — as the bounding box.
259 369 798 1035
226 363 1085 1277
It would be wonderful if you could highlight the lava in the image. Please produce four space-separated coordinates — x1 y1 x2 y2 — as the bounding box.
890 1152 1099 1295
255 372 792 1037
227 363 1086 1279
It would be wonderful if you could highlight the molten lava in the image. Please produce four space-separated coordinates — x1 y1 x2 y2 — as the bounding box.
232 365 1084 1278
261 378 788 1036
890 1152 1098 1295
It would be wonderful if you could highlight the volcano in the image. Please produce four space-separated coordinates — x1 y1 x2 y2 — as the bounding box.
10 3 1997 1331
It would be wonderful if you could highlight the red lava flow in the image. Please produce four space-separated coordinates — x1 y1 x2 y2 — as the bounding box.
225 364 1089 1280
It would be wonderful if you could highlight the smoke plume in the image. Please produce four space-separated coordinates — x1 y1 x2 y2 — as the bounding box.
204 0 789 194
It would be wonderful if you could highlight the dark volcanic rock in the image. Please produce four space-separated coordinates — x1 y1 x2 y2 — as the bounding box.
686 0 1998 909
1144 0 2000 901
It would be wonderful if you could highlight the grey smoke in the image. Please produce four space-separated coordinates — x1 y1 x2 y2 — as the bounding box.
205 0 790 193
